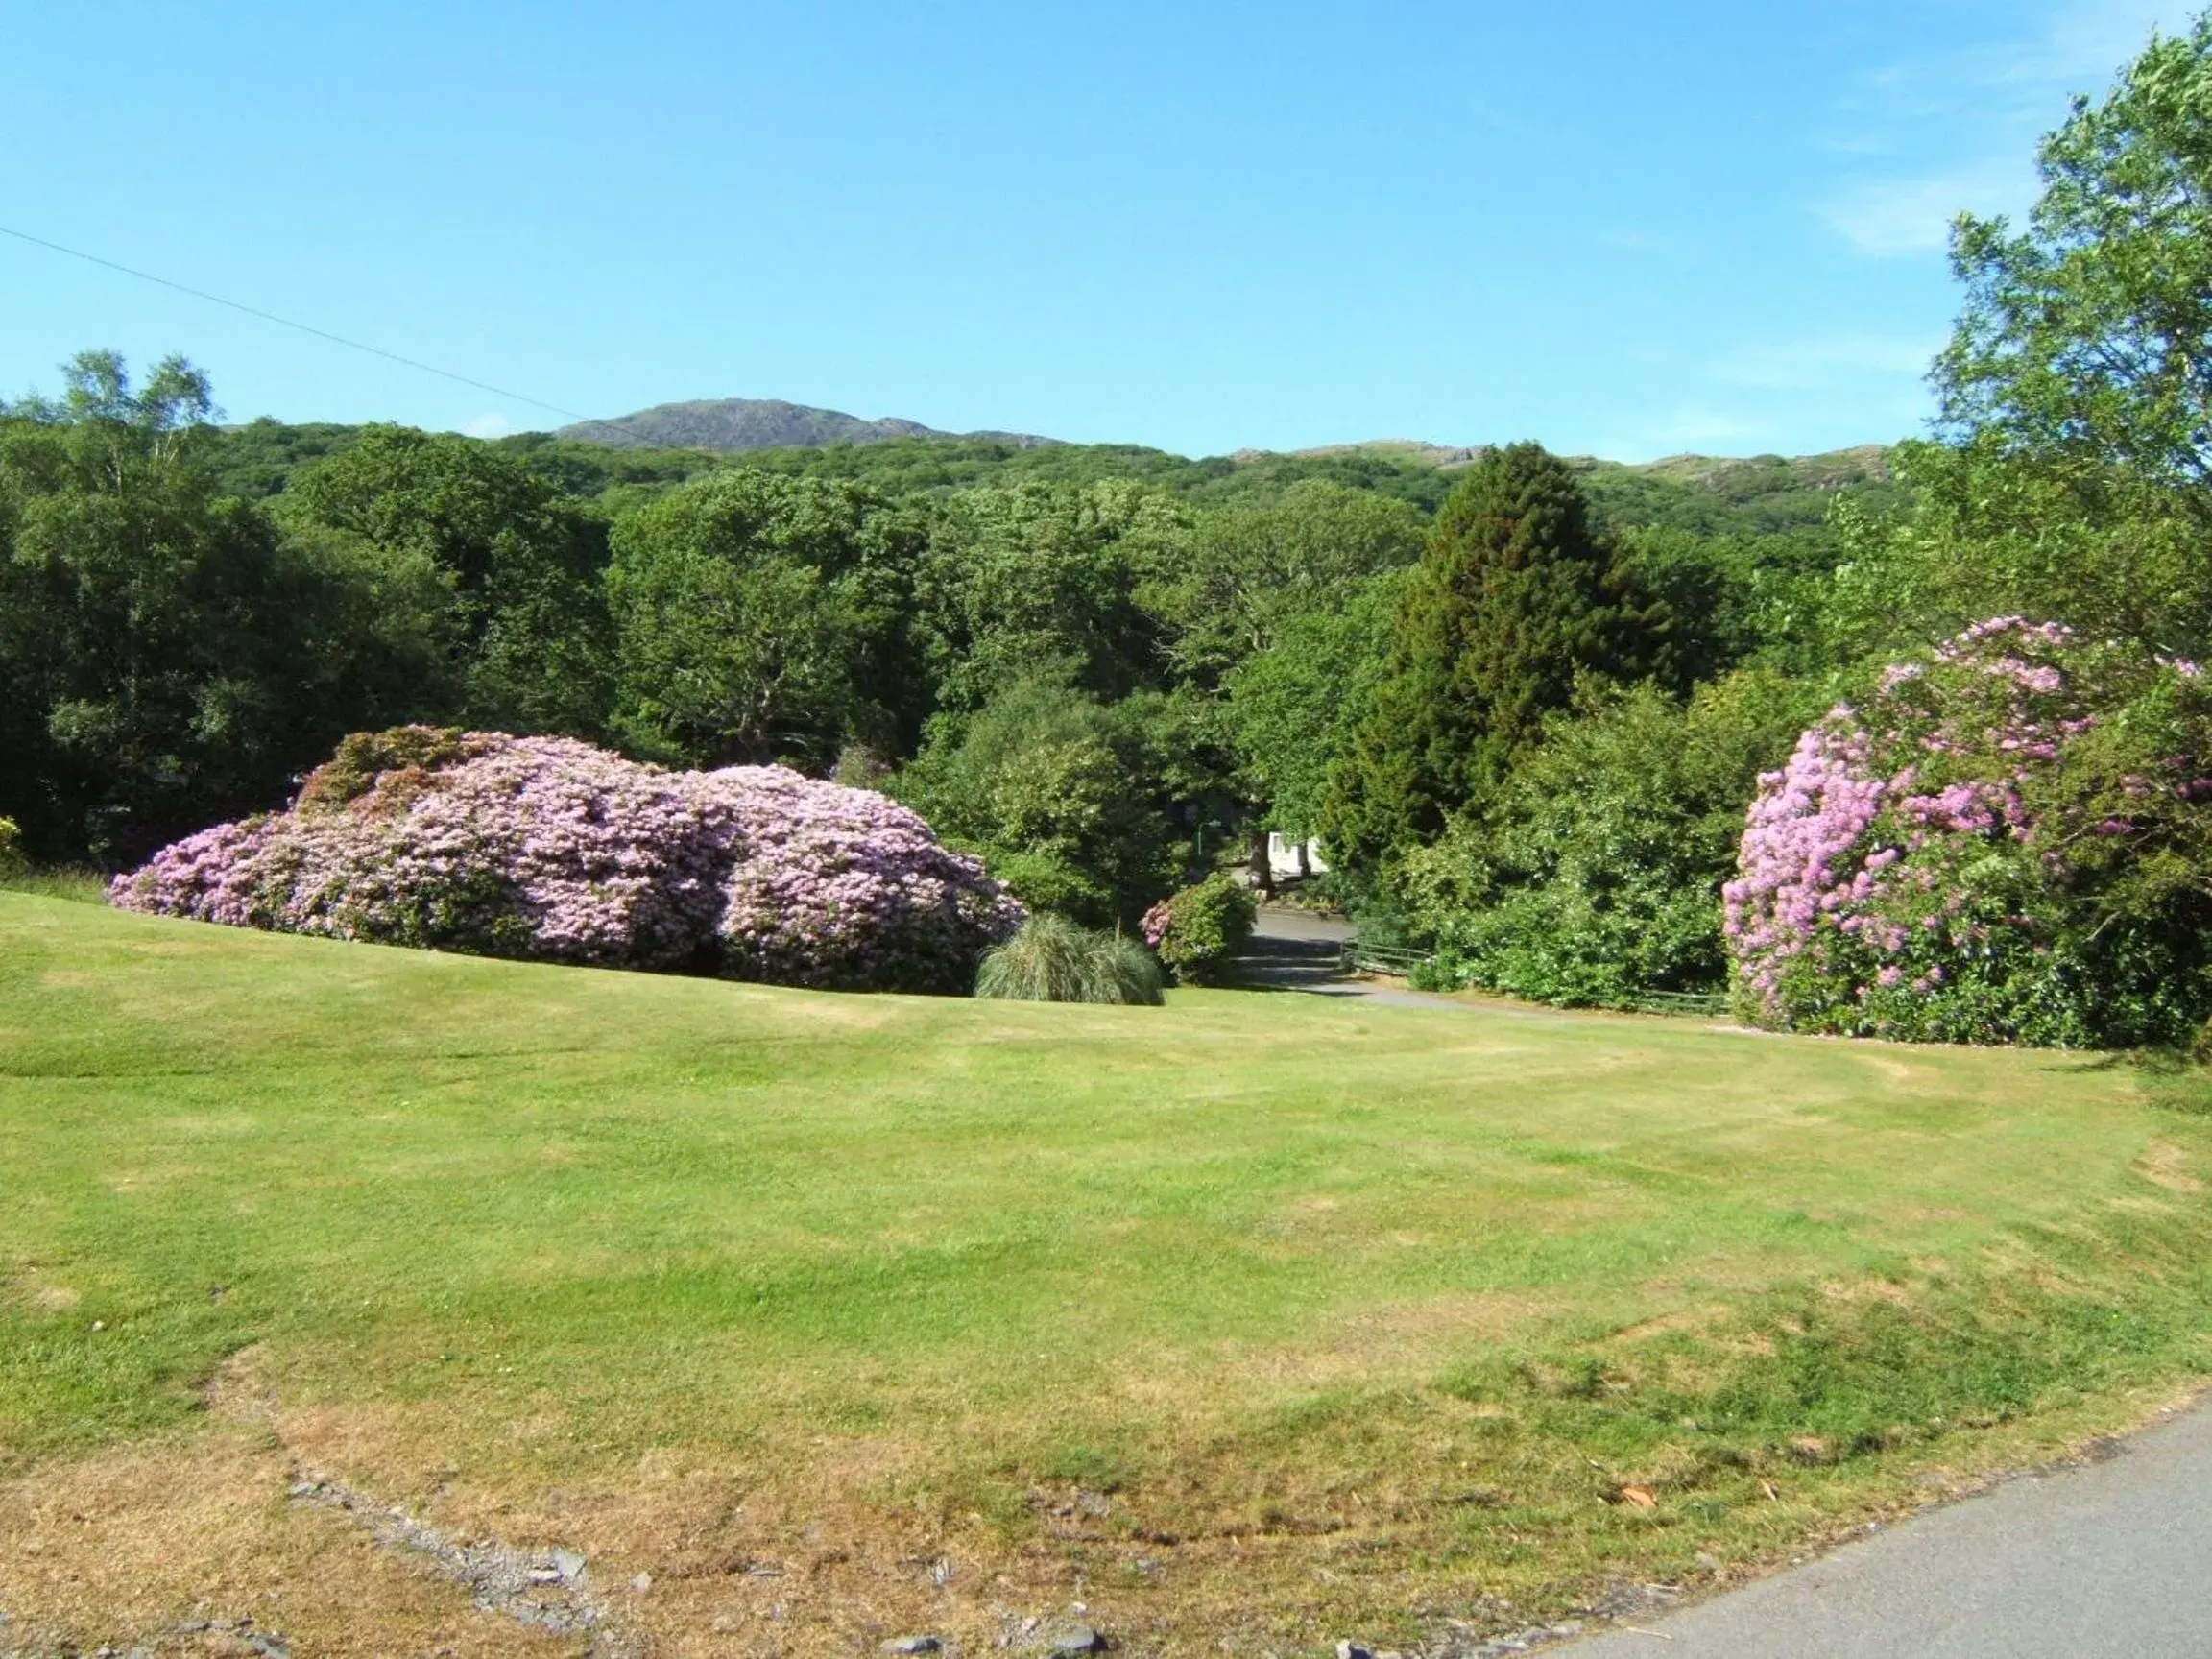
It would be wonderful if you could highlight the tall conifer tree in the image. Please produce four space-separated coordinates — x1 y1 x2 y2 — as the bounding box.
1321 442 1671 874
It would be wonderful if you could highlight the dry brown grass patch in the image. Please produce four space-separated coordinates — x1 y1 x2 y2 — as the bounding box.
0 1433 575 1657
2136 1140 2206 1193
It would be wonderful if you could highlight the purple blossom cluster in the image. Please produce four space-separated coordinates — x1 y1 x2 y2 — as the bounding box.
111 729 1022 994
1723 617 2207 1041
706 763 1027 989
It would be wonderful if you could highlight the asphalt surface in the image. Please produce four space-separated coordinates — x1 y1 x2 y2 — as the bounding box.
1561 1402 2212 1658
1239 906 1455 1007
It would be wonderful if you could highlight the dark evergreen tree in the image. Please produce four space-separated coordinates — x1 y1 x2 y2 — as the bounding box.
1320 442 1672 875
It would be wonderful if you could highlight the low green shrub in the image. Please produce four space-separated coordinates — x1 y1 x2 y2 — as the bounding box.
963 846 1114 923
0 817 23 878
1142 874 1257 985
974 914 1164 1005
1400 672 1815 1008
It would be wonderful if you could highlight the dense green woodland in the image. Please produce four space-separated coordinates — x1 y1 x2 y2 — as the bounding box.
11 16 2212 1040
0 368 1887 877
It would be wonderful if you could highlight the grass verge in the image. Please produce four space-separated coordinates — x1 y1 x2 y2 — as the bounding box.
0 864 110 903
3 894 2210 1655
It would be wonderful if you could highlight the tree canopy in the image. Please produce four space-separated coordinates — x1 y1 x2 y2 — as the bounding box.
1321 443 1674 875
1939 14 2212 497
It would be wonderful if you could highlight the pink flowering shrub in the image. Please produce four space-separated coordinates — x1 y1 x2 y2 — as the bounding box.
1725 619 2212 1046
111 728 1022 994
705 763 1028 990
1142 874 1256 984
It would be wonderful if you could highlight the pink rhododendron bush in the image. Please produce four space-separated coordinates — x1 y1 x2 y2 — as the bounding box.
110 727 1023 994
1724 618 2212 1046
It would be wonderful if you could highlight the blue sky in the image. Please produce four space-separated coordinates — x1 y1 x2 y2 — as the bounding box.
0 0 2196 460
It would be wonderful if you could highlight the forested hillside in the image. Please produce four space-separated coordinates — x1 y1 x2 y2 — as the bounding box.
552 396 1056 453
213 413 1896 529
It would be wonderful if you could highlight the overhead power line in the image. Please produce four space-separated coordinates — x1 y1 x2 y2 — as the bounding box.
0 221 609 435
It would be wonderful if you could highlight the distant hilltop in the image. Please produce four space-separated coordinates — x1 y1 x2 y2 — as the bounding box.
557 398 1058 453
1237 439 1488 469
550 403 1895 493
1236 438 1893 482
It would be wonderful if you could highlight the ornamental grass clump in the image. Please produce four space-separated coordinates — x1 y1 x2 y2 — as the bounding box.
110 727 1022 994
1724 618 2212 1046
974 913 1164 1004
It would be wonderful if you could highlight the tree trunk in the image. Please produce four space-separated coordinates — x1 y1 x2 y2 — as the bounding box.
1248 830 1275 898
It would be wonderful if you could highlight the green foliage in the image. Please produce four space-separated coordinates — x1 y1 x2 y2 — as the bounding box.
1142 873 1257 985
1225 569 1409 839
0 864 110 903
1153 480 1428 686
605 470 924 766
0 816 23 878
1938 15 2212 496
0 355 447 865
1580 447 1902 539
974 913 1165 1005
915 481 1185 712
1618 523 1848 679
892 680 1173 926
281 425 614 735
207 417 363 499
1322 443 1675 875
1828 439 2212 661
667 433 1458 512
1401 672 1819 1006
957 846 1111 921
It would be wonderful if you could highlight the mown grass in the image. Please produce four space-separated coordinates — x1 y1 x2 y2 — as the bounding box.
3 893 2211 1655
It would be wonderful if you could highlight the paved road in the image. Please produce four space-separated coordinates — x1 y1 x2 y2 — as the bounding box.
1238 906 1355 991
1238 907 1455 1007
1562 1401 2212 1658
1239 906 1584 1014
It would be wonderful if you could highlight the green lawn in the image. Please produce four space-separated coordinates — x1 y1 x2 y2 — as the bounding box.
4 892 2211 1656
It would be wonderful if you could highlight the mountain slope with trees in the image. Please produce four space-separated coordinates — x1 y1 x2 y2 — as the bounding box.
556 397 1055 452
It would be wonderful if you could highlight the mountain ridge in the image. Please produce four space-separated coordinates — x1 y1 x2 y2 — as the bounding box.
557 397 1057 453
555 402 1895 488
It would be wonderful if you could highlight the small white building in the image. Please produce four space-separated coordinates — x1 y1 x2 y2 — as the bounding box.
1265 832 1329 881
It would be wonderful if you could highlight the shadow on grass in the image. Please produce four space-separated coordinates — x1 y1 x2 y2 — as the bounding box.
1225 931 1356 996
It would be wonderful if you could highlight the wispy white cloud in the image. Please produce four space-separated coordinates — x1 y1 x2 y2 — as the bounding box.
1816 0 2197 258
1708 331 1944 390
1817 165 2029 256
2018 0 2189 83
1588 331 1940 462
460 412 515 439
